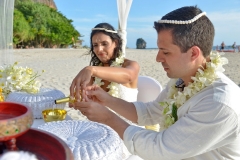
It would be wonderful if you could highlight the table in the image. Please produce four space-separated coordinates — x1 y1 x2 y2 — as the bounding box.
31 116 143 160
31 115 72 128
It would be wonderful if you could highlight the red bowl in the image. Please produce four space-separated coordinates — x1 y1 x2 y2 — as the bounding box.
0 102 33 141
16 128 74 160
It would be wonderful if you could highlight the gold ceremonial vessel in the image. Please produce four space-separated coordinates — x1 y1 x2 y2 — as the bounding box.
42 109 67 122
41 94 81 122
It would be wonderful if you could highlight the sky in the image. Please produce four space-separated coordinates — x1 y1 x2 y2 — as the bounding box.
54 0 240 49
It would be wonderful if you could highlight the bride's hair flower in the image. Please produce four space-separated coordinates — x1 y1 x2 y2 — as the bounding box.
0 62 44 99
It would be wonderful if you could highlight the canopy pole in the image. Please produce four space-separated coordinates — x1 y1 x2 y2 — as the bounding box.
0 0 14 66
117 0 133 57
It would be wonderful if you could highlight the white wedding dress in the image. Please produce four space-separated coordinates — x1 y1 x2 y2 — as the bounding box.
115 84 138 123
118 84 138 102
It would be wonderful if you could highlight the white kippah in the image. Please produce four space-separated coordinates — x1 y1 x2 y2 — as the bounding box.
158 12 206 24
92 28 117 33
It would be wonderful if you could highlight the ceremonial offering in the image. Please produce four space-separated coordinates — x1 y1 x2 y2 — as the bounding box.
38 120 123 160
42 108 67 122
0 102 33 151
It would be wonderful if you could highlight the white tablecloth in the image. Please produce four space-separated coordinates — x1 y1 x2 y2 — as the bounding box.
31 115 72 128
31 116 143 160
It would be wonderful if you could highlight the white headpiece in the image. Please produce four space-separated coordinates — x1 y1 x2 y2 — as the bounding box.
92 28 118 33
158 12 206 24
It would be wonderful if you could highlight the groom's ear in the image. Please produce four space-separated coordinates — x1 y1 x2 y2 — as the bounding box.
190 46 201 61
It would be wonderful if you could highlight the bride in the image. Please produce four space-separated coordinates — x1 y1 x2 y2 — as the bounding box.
70 22 140 118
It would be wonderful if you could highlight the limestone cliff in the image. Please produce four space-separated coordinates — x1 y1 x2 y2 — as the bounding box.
32 0 57 9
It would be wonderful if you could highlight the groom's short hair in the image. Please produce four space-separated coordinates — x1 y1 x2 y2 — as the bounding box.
154 6 214 57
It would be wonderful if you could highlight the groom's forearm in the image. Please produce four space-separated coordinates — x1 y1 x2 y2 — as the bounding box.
106 96 138 123
104 112 130 139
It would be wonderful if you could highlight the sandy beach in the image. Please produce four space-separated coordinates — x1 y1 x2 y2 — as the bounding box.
13 48 170 96
12 48 240 119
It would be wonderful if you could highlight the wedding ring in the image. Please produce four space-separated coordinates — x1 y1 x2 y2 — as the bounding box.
73 90 82 102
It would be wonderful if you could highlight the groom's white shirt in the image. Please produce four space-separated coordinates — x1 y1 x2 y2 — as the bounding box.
124 72 240 160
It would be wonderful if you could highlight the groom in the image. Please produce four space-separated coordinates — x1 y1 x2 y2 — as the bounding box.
71 6 240 160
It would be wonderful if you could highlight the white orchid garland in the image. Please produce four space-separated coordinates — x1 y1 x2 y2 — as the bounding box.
0 62 44 100
93 54 125 97
159 51 228 130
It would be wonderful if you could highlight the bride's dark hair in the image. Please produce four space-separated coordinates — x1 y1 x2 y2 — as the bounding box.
89 23 123 66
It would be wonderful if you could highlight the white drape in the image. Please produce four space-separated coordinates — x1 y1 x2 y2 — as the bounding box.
0 0 14 66
117 0 133 57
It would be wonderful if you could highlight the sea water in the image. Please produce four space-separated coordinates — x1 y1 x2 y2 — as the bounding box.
212 45 235 51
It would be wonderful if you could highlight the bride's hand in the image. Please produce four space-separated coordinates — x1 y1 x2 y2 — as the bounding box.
70 66 93 101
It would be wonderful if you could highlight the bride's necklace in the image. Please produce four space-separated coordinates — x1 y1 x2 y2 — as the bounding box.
160 51 228 130
93 54 125 98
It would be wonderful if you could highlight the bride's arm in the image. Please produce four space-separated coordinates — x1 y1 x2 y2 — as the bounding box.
84 59 139 85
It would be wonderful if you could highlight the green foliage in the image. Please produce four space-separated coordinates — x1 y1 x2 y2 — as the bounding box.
13 9 31 44
172 103 178 122
136 38 146 49
13 0 82 48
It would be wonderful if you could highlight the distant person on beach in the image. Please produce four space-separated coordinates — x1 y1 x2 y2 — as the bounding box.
70 22 140 123
232 42 236 52
72 6 240 160
221 41 225 51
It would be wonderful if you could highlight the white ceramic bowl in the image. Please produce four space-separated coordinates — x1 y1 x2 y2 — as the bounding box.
6 88 66 119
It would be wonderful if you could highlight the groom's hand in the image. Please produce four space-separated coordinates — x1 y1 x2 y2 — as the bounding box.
73 101 113 124
84 85 113 106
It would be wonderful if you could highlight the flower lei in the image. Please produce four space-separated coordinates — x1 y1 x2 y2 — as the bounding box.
159 51 228 130
93 54 125 97
0 62 44 100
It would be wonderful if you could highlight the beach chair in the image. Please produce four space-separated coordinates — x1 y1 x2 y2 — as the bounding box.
137 76 162 133
137 75 162 102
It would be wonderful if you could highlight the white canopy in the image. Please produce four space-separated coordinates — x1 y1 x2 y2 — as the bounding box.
117 0 133 57
0 0 14 66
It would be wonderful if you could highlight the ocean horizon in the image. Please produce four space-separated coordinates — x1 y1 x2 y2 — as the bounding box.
141 45 236 51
